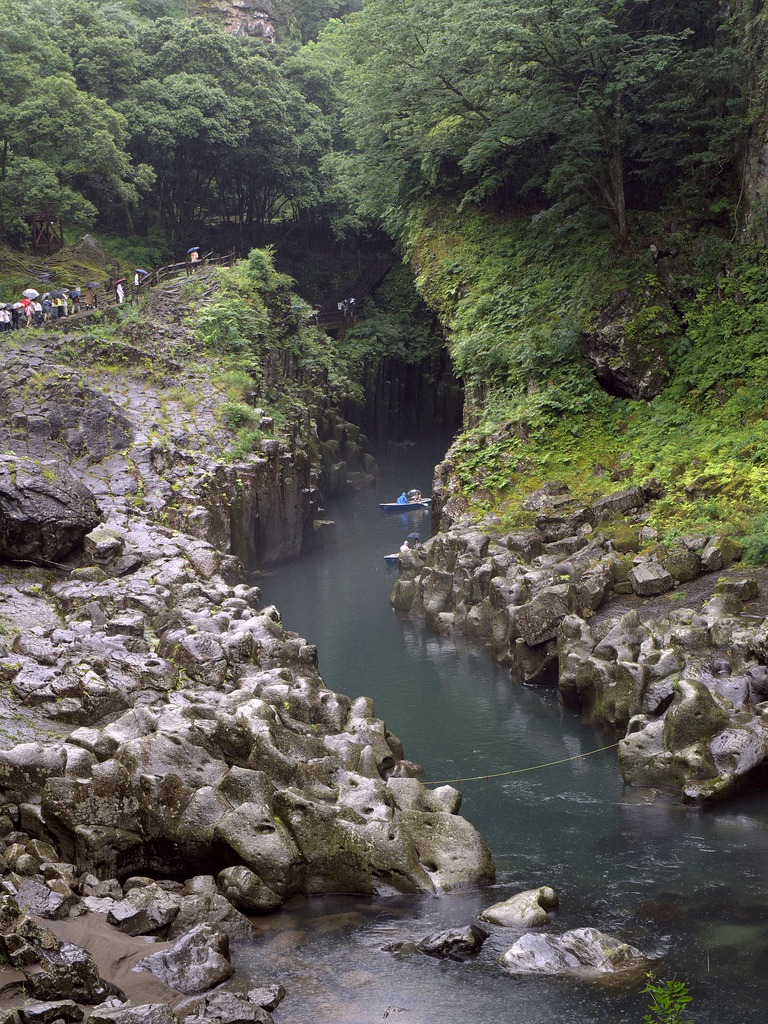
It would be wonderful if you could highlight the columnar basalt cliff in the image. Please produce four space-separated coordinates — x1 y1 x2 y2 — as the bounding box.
0 274 380 572
0 278 494 1021
392 475 768 805
343 349 464 447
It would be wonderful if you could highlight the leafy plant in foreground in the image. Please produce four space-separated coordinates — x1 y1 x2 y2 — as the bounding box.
641 974 694 1024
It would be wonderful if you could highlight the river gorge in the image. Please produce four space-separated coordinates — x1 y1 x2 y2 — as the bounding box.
253 438 768 1024
1 263 768 1024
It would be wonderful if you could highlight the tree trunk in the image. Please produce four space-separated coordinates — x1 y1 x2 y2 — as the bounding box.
592 148 629 248
123 202 135 237
608 148 628 247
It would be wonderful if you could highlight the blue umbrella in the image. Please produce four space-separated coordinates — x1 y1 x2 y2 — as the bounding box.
186 247 200 254
134 269 149 276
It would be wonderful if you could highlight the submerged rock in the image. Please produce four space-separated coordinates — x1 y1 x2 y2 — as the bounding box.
387 923 489 961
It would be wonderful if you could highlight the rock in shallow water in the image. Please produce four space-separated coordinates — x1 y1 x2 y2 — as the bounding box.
387 923 489 961
480 885 558 928
499 926 649 976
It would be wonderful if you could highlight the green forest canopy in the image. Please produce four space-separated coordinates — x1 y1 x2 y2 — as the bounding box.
0 0 752 249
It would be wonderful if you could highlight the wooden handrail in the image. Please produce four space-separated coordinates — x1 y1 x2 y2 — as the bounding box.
40 251 238 314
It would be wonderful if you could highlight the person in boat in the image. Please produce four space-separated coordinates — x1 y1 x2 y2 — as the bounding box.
396 491 409 504
407 489 423 502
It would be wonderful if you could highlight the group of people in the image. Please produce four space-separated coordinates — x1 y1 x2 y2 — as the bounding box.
400 533 422 552
1 248 216 332
396 488 424 504
337 296 356 318
0 289 85 330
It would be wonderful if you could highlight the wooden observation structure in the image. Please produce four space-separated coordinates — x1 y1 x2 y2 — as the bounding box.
31 205 63 256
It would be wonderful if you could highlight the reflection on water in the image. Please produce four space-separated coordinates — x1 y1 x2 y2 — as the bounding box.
254 439 768 1023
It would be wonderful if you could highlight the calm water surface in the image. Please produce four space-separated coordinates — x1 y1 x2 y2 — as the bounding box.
241 439 768 1023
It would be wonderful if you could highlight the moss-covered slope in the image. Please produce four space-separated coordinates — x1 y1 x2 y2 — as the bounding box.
405 205 768 558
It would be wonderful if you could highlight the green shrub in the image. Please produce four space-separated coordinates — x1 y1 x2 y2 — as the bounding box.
229 426 263 461
219 402 258 430
641 974 694 1024
740 511 768 565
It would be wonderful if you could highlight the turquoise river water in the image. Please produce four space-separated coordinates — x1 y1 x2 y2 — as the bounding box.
237 438 768 1024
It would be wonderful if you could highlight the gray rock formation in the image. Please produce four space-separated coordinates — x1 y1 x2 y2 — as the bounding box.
0 895 118 1005
87 1006 179 1024
0 509 493 895
0 324 373 571
0 456 101 563
193 0 276 41
556 582 768 803
393 481 740 679
19 1000 84 1023
499 926 649 976
179 991 272 1023
135 924 233 994
392 478 768 804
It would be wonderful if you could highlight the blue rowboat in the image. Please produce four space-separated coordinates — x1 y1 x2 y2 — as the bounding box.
379 498 431 512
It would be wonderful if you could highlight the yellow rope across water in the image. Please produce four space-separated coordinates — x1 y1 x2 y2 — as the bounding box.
423 742 621 787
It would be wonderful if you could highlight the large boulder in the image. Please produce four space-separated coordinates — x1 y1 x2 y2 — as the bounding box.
18 1000 84 1023
179 992 272 1024
27 941 117 1004
499 927 649 976
0 456 101 563
135 924 233 994
216 866 283 913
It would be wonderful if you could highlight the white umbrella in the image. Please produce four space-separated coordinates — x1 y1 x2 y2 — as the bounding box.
22 288 40 299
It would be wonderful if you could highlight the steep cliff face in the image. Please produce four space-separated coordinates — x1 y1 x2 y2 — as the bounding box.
343 349 464 447
734 2 768 239
193 0 277 39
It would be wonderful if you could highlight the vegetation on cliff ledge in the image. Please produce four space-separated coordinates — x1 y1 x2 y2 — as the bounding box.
330 0 768 557
404 204 768 554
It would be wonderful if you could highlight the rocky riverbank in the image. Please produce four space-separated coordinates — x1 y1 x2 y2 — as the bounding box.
0 287 493 1020
393 477 768 805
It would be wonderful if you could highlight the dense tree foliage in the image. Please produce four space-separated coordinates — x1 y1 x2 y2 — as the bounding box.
0 0 755 250
0 0 338 243
335 0 749 244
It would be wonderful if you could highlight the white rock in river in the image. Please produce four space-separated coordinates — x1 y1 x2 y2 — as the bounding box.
480 885 558 927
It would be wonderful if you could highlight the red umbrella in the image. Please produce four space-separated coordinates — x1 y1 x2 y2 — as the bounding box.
113 278 127 286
